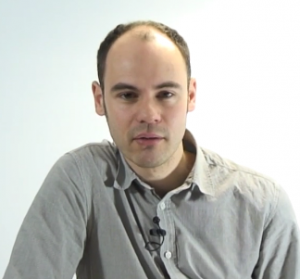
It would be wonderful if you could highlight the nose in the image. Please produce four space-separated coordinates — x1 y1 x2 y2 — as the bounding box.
135 98 162 124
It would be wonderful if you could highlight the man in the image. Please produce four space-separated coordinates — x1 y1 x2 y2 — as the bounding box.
3 20 300 279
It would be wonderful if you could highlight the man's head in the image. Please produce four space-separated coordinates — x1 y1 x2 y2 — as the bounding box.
92 20 196 172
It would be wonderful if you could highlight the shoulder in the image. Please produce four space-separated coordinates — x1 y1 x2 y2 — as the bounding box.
49 139 119 180
200 147 299 230
200 146 278 186
59 139 118 167
200 147 282 218
67 139 118 160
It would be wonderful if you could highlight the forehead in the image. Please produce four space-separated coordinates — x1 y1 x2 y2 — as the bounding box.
104 28 187 86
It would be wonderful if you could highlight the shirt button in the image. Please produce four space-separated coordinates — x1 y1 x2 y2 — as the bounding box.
164 251 172 259
160 202 166 210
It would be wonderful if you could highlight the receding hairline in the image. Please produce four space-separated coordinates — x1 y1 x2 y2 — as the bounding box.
128 26 163 41
110 25 177 49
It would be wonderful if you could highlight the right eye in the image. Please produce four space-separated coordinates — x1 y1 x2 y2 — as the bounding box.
119 92 137 100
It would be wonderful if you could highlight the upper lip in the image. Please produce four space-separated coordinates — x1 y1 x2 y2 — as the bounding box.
134 133 163 139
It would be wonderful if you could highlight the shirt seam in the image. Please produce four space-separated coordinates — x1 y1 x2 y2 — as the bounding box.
210 161 276 185
263 183 280 229
66 152 89 225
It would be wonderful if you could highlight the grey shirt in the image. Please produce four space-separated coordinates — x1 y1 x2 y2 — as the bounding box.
3 130 300 279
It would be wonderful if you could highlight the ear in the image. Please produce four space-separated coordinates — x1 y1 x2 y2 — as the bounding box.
187 78 196 112
92 81 105 116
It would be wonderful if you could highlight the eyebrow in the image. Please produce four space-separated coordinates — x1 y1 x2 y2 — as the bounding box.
110 81 182 93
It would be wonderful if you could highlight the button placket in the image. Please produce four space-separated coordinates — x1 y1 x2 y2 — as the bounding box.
160 199 181 278
158 200 174 261
157 200 167 254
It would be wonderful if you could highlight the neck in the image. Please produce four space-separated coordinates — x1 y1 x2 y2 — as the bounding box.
130 143 196 197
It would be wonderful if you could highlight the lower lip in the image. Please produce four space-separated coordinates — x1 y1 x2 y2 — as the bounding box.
134 138 163 145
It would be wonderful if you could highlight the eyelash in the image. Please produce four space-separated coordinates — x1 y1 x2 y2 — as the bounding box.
119 91 174 100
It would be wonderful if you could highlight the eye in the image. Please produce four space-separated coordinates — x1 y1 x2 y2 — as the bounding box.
158 91 174 98
119 92 137 100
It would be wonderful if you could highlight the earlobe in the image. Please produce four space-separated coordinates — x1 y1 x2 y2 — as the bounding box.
91 81 105 116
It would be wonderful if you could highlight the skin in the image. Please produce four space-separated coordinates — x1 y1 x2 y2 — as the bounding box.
92 26 197 197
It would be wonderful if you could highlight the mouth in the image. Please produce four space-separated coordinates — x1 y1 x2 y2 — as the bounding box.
135 137 162 140
133 137 164 146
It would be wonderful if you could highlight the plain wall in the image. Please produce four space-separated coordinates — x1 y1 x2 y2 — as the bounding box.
1 0 299 277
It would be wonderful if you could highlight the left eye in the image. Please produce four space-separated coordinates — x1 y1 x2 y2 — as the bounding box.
159 91 173 98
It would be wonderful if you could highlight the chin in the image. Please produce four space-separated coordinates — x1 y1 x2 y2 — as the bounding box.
135 154 166 169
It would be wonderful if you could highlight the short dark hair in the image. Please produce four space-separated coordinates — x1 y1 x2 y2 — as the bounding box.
96 20 191 92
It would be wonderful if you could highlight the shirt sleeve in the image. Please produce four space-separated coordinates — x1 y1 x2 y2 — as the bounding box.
3 153 88 279
252 185 300 279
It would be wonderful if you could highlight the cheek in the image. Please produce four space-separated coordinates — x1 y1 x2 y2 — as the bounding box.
107 104 132 126
166 104 187 125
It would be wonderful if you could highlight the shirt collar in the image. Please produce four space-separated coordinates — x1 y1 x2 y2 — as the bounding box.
113 150 137 190
183 129 215 196
113 129 216 196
